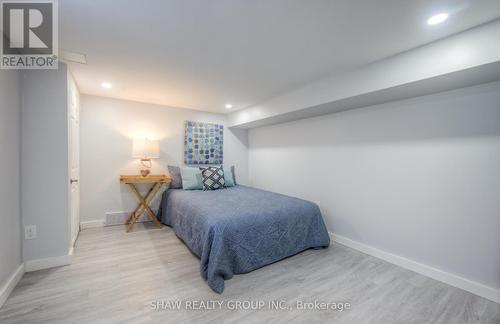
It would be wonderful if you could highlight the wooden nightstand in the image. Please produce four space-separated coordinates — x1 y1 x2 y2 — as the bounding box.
120 174 171 232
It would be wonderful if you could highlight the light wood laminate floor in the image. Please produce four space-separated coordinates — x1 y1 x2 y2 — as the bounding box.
0 224 498 324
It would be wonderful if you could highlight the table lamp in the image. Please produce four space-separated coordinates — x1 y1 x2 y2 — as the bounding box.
132 139 160 177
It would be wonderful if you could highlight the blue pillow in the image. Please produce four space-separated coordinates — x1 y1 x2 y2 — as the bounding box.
223 166 235 187
180 167 203 190
167 165 182 189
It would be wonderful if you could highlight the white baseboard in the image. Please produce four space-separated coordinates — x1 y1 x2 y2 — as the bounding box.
330 232 500 304
80 219 105 230
25 251 72 272
0 264 24 309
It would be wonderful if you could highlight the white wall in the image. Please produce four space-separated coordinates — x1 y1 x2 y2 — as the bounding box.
21 64 70 262
80 95 248 223
0 70 22 301
248 81 500 294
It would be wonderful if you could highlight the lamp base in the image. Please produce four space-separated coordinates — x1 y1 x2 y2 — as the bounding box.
140 169 150 177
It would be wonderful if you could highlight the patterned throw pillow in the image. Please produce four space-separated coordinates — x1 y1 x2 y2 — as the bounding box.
200 166 225 190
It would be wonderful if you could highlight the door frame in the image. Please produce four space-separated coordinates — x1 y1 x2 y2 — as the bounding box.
67 69 80 250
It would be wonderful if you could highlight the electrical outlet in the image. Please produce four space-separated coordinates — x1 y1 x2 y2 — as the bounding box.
25 225 37 240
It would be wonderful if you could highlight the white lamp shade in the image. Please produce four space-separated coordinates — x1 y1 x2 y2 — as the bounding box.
132 139 160 159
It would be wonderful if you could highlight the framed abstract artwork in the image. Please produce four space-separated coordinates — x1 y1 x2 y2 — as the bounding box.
184 121 224 165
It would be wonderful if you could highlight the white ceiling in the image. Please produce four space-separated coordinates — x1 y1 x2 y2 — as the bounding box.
59 0 500 113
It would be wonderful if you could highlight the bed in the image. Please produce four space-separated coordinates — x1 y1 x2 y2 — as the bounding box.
157 185 330 293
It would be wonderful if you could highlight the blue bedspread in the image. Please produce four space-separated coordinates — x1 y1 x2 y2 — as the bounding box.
157 185 330 293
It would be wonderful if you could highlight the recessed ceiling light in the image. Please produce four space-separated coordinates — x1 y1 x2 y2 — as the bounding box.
101 82 112 89
427 13 448 25
225 104 233 109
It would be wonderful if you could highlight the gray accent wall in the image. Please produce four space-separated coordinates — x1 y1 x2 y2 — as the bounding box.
248 81 500 292
0 70 22 290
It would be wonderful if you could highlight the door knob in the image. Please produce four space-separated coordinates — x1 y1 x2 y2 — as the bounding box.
70 179 79 184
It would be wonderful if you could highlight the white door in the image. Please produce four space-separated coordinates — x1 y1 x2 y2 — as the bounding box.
69 76 80 248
